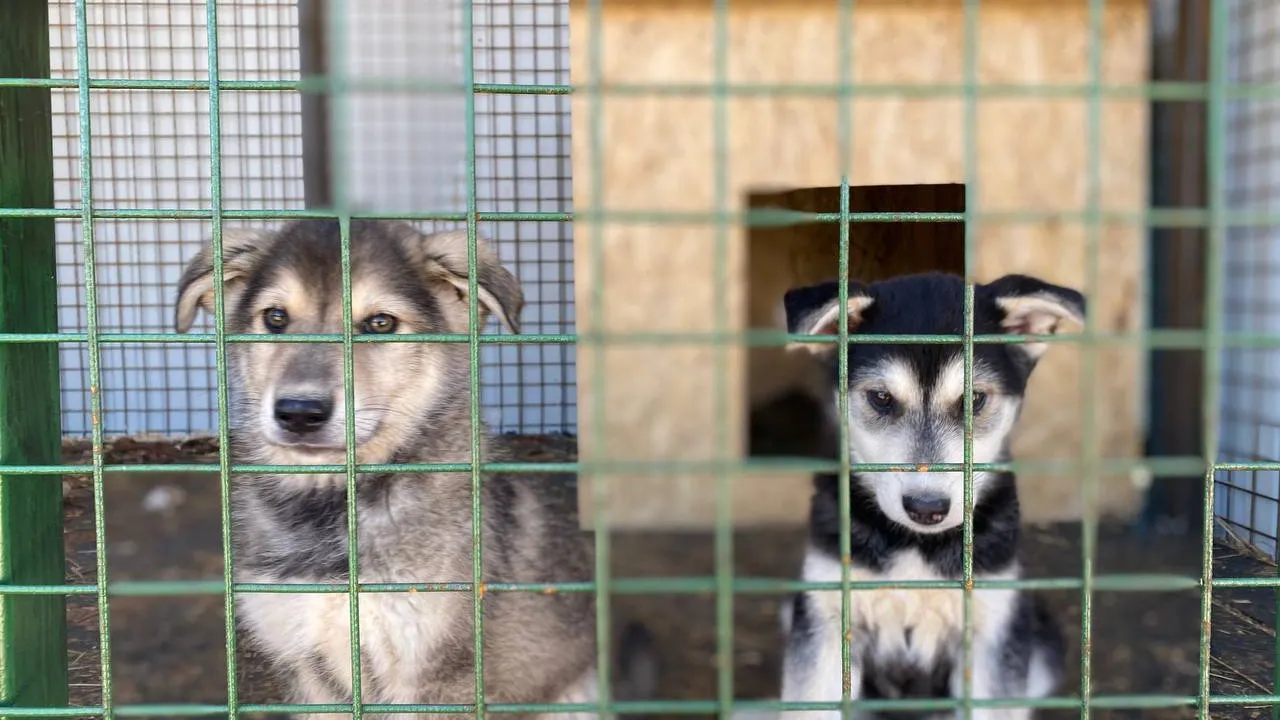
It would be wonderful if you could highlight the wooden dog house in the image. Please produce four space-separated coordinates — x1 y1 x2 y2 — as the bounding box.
569 0 1151 529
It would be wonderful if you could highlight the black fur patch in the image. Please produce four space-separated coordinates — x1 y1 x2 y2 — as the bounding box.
303 651 351 699
785 592 817 664
237 474 393 579
487 474 521 549
998 592 1066 696
811 274 1039 401
784 272 1085 397
808 470 1020 576
861 651 954 720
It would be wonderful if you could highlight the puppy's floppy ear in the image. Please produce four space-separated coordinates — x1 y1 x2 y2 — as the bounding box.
407 228 524 334
174 227 272 333
984 273 1086 362
783 279 874 355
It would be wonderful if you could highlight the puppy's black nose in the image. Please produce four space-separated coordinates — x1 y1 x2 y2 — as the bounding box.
274 397 334 434
902 494 951 526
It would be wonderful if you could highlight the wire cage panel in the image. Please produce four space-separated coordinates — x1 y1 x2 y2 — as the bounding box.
1217 0 1280 559
8 0 1280 715
48 0 577 439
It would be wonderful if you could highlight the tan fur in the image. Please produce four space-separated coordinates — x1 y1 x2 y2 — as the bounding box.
799 551 1019 673
778 550 1038 720
173 227 271 333
787 296 875 356
994 294 1085 360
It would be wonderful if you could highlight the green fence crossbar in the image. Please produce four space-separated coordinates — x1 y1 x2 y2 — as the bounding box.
0 75 1280 102
1 329 1280 354
3 206 1280 229
0 0 1266 718
1 694 1279 718
0 458 1221 478
0 573 1250 597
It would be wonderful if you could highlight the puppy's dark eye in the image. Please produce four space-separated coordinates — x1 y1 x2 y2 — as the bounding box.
865 390 896 413
361 313 398 335
263 308 289 333
971 391 988 415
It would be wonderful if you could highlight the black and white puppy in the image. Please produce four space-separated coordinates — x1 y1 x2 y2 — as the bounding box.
776 272 1078 720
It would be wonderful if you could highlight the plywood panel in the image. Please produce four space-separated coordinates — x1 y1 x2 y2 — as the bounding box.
571 0 1151 529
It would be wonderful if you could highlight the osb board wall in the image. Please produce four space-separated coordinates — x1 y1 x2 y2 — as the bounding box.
570 0 1150 529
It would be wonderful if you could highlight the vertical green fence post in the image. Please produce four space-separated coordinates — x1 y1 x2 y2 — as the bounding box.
0 0 68 713
1199 1 1229 718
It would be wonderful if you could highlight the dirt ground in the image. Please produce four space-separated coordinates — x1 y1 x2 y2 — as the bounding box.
56 435 1278 720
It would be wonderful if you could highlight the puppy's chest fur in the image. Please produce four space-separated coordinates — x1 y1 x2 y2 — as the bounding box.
229 470 602 709
799 549 1020 688
233 475 480 697
239 572 470 702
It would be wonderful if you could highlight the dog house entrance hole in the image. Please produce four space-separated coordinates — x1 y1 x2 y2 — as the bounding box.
745 183 967 460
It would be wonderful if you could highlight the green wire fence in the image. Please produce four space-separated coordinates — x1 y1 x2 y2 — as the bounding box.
0 0 1272 718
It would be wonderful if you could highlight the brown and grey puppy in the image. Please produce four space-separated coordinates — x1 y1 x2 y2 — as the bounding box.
174 219 655 719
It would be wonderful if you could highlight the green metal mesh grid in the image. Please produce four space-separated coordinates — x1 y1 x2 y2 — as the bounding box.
0 0 1272 718
46 0 308 439
42 0 578 440
1215 0 1280 561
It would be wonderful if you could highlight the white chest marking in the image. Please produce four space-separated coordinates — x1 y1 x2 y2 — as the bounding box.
801 549 1020 666
237 570 463 702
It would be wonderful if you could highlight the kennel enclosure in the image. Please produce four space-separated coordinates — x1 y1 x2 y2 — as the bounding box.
2 0 1280 717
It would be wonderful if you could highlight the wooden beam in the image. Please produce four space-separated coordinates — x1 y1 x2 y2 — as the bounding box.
0 0 68 710
299 0 333 208
1140 0 1210 535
